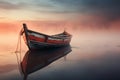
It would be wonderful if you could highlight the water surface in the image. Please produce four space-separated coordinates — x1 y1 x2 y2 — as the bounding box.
0 31 120 80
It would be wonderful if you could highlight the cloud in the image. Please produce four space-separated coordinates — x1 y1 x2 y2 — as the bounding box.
0 0 62 14
51 0 120 21
82 0 120 22
0 1 23 9
32 1 54 8
1 0 120 27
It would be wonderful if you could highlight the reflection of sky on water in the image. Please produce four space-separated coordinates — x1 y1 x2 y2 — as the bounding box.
0 32 120 80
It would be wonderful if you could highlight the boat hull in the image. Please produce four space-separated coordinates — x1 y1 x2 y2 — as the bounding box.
29 40 70 50
21 23 72 50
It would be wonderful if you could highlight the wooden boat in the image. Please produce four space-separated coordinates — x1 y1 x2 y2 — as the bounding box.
20 45 72 80
20 23 72 50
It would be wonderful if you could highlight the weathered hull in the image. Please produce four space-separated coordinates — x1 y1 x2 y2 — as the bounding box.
21 23 72 50
29 40 69 50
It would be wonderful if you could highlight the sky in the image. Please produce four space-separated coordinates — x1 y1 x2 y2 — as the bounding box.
0 1 120 79
0 0 120 32
0 0 120 20
0 0 79 21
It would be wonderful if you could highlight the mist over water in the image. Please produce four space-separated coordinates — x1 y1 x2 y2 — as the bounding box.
0 0 120 79
0 27 120 80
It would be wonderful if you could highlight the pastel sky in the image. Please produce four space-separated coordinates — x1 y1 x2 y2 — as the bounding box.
0 0 80 21
0 0 120 31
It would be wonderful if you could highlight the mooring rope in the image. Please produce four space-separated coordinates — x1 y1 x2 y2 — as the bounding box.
15 29 24 77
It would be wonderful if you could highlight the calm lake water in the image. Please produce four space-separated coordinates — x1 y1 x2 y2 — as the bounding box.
0 31 120 80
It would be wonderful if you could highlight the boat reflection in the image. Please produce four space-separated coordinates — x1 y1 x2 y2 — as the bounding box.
21 45 72 80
